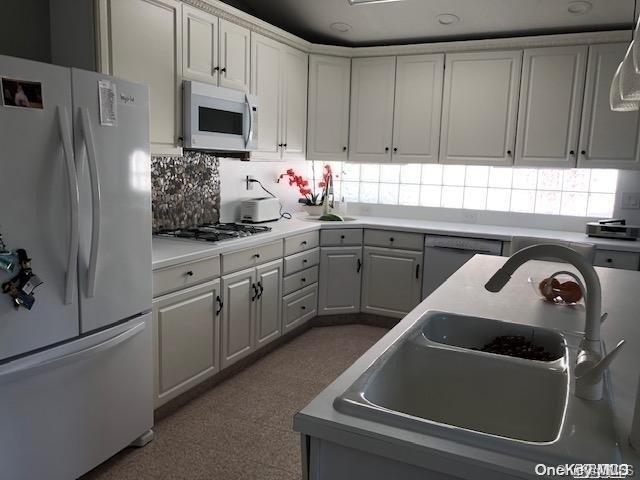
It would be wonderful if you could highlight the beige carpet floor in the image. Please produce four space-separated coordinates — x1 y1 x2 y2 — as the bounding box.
81 324 387 480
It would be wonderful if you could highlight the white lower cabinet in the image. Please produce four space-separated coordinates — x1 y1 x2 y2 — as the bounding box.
318 247 362 315
153 278 221 407
221 259 283 369
283 283 318 333
361 246 423 318
255 260 283 348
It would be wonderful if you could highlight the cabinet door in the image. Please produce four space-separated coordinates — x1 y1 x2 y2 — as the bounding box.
282 46 309 161
515 46 587 167
392 54 444 164
181 4 218 85
361 247 422 319
440 50 522 166
221 268 255 369
254 260 283 348
307 55 351 161
219 19 250 91
153 279 220 407
105 0 182 155
318 247 362 315
579 43 640 169
349 56 396 163
251 33 282 160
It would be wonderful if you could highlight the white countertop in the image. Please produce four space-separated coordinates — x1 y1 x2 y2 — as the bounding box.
293 256 640 479
153 215 640 270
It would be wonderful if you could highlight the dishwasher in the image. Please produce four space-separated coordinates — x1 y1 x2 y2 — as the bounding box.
422 235 503 299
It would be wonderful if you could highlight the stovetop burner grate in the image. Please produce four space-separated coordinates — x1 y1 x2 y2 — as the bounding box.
155 223 272 243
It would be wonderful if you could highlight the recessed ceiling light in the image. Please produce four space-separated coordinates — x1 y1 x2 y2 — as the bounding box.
437 14 460 25
348 0 403 5
330 22 352 33
567 1 592 15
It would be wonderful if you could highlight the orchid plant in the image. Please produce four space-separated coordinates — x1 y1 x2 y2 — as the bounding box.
279 164 335 206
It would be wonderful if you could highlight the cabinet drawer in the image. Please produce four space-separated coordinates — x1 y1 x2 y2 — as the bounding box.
283 265 319 296
321 229 363 246
284 247 320 275
282 283 318 333
364 229 424 251
594 250 640 270
222 240 283 274
153 256 220 297
284 231 320 256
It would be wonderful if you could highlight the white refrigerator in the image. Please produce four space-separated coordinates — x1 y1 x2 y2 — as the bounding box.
0 55 153 479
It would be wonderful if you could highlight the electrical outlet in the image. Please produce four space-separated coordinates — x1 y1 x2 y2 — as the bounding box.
621 192 640 209
246 175 254 190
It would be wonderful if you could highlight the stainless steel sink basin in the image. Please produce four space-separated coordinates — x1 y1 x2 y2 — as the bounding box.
334 311 620 463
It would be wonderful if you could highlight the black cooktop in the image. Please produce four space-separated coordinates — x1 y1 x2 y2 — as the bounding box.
156 223 272 243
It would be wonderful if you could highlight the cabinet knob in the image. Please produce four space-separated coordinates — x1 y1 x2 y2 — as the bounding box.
303 259 308 263
301 305 306 310
606 258 613 263
253 253 260 259
301 241 307 246
185 270 194 277
570 150 575 155
277 143 283 147
301 278 306 282
283 143 287 148
342 146 347 152
507 150 512 156
581 150 587 155
213 66 219 72
393 147 398 152
341 235 345 239
220 67 227 73
385 147 389 152
389 237 394 242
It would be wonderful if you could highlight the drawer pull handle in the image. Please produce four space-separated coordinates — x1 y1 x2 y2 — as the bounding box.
357 258 362 273
216 296 223 315
606 258 613 263
416 264 420 279
301 241 307 246
389 237 394 242
303 259 308 263
301 305 306 310
257 281 264 299
185 270 194 277
341 235 345 240
251 283 259 301
253 253 261 259
301 278 306 282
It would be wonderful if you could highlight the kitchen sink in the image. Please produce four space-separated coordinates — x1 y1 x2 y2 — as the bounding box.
304 216 357 222
334 311 620 463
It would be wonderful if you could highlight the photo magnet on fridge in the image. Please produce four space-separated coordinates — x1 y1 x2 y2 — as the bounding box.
1 77 43 109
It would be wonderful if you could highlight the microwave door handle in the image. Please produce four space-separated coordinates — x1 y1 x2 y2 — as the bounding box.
244 93 253 148
80 107 102 298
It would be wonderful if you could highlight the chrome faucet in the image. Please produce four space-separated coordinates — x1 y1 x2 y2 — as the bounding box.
485 244 625 401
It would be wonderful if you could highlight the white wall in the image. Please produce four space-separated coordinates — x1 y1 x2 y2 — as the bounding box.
218 158 310 222
0 0 51 62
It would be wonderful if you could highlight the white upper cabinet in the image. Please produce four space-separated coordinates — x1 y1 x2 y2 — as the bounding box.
349 56 397 163
579 43 640 169
182 5 218 84
103 0 182 155
182 7 250 92
515 46 587 168
307 55 351 162
251 33 282 160
281 46 309 161
251 33 308 161
218 19 251 91
440 50 522 166
392 54 444 163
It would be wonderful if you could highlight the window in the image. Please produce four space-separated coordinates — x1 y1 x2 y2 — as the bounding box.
308 162 618 218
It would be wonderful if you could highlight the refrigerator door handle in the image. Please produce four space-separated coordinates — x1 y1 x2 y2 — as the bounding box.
57 106 79 305
0 320 145 382
80 108 102 298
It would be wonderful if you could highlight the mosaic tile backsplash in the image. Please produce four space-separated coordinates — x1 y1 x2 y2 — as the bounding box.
151 151 220 232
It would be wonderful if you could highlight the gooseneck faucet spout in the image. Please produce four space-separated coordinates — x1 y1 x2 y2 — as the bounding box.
485 244 624 401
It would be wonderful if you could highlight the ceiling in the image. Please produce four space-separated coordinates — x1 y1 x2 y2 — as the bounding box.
220 0 636 47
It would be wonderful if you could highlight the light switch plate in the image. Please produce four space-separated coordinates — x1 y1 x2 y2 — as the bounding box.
621 192 640 209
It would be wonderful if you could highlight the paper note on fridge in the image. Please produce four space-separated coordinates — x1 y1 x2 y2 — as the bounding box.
98 79 117 126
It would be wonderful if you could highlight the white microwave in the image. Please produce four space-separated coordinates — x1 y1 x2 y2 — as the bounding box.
183 80 258 152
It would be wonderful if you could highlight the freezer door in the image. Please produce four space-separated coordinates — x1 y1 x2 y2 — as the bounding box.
0 55 80 361
0 314 153 480
72 69 152 333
